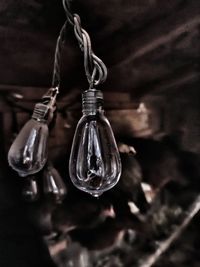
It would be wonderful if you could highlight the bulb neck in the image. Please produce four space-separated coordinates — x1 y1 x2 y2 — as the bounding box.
32 103 49 122
32 87 58 123
82 89 104 115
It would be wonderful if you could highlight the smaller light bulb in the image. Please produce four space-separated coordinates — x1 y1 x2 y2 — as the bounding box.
8 88 58 177
22 176 39 202
8 115 49 177
69 89 121 197
43 164 67 203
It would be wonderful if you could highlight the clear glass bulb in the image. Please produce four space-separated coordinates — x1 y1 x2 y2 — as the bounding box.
22 176 39 202
8 117 49 177
43 164 67 203
69 89 121 197
8 88 58 177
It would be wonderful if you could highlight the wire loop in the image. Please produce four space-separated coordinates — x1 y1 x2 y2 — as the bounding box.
62 0 108 88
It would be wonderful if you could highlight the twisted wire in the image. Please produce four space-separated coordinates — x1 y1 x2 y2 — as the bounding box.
52 21 68 90
62 0 107 87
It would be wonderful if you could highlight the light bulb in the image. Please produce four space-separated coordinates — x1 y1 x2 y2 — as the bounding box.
22 176 39 202
8 88 58 177
8 116 48 177
43 164 67 203
69 89 121 197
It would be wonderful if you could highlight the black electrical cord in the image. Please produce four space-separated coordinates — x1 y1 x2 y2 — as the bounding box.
52 21 68 89
62 0 108 88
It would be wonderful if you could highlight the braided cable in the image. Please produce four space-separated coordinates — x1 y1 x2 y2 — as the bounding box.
52 21 68 90
62 0 107 87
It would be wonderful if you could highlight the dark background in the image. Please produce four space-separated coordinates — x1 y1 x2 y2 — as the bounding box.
0 1 199 267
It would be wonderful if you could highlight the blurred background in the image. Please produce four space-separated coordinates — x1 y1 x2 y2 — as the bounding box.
0 1 199 266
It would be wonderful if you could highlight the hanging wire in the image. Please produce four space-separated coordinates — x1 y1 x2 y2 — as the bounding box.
52 20 68 90
62 0 108 88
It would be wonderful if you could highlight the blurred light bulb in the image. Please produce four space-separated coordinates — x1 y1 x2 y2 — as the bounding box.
43 164 67 203
8 88 58 177
69 89 121 197
22 176 39 202
8 116 48 177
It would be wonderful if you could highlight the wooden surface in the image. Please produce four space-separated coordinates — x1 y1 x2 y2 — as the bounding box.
0 0 199 153
0 0 199 97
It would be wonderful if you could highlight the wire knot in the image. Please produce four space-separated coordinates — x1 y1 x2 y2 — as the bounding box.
62 0 108 88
